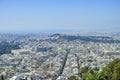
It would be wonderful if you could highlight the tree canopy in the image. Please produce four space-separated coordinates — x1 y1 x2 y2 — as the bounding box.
69 58 120 80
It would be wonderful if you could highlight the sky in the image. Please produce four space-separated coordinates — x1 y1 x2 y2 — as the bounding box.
0 0 120 33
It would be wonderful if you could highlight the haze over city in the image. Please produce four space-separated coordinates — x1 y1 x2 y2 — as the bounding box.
0 0 120 33
1 1 120 80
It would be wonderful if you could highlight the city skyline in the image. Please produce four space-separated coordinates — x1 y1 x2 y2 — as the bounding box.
0 0 120 33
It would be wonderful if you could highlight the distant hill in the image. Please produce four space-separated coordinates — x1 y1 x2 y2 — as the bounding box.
50 33 120 43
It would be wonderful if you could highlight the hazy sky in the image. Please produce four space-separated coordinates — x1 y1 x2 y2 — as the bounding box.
0 0 120 32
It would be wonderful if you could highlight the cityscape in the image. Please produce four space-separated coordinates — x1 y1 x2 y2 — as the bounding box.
0 32 120 80
0 0 120 80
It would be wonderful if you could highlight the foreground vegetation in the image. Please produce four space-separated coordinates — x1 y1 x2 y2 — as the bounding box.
69 58 120 80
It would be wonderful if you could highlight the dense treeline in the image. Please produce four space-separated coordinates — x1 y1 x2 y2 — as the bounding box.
96 58 120 80
0 41 20 55
69 58 120 80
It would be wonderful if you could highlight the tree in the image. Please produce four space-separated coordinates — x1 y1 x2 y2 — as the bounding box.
80 58 120 80
69 75 77 80
96 59 120 80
